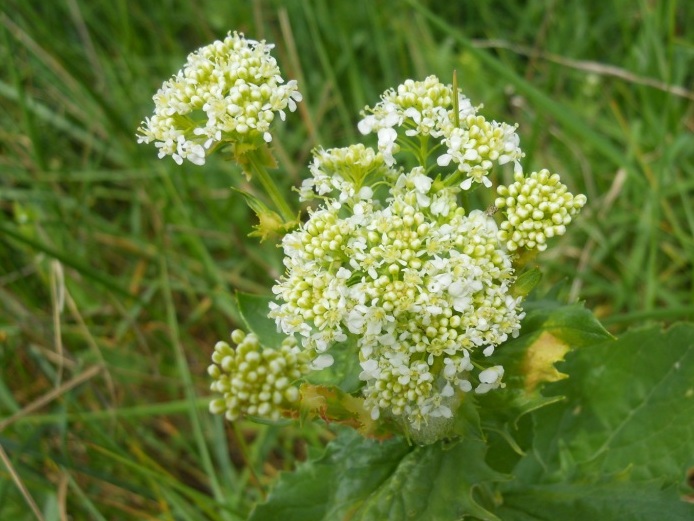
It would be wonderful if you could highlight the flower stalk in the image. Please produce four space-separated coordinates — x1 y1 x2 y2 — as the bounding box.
246 150 296 223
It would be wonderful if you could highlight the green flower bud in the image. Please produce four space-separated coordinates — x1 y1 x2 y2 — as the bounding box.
208 330 310 421
496 169 586 252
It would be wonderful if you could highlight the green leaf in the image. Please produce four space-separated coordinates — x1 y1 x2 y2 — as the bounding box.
304 334 362 393
522 323 694 483
499 323 694 519
517 303 614 347
510 267 542 298
236 292 286 349
232 189 286 242
250 428 506 521
475 304 612 475
497 481 694 521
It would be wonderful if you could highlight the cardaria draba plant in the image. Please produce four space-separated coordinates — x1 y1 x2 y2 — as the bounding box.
137 30 694 521
139 39 586 444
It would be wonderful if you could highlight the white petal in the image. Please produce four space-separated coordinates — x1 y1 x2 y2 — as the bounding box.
311 354 334 370
437 154 452 167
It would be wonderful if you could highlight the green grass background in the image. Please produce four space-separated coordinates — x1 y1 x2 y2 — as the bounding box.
1 0 693 518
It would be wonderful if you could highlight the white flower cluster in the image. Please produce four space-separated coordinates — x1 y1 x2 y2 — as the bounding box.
496 169 588 251
298 144 396 205
208 329 310 421
137 32 302 165
271 150 524 430
438 116 522 190
358 75 523 189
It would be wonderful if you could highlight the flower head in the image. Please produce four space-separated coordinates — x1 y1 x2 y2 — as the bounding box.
299 144 396 204
208 329 310 421
271 164 525 431
495 169 587 251
358 75 523 189
437 116 523 190
358 76 461 165
191 64 588 442
137 32 302 165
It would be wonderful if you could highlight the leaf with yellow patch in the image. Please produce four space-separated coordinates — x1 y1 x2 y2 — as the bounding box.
521 331 570 393
476 304 612 430
475 304 612 479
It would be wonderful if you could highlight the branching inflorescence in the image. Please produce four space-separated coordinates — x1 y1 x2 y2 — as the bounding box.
139 36 586 444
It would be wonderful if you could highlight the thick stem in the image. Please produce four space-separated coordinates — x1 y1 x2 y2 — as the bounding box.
248 153 295 223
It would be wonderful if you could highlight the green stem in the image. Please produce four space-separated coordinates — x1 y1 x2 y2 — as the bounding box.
418 134 430 167
248 153 295 223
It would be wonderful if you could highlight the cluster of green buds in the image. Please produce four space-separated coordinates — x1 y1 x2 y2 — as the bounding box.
208 330 310 421
496 169 587 251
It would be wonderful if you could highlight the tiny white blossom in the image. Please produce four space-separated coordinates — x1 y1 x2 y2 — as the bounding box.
475 365 505 394
377 127 399 166
311 353 334 370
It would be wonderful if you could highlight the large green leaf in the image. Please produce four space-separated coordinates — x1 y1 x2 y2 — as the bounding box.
250 428 506 521
515 302 614 347
497 481 694 521
499 323 694 518
476 304 613 475
522 323 694 481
